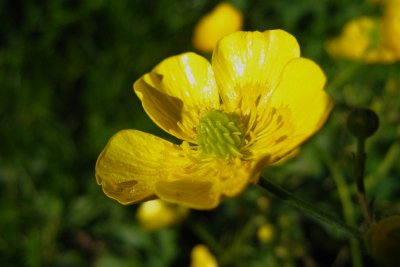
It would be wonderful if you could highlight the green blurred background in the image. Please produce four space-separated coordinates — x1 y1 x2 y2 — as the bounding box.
1 0 399 266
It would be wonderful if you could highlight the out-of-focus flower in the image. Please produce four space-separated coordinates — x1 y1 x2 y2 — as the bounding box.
257 223 275 244
136 199 188 231
190 244 218 267
327 0 400 63
382 0 400 56
326 17 396 63
365 215 400 267
96 30 333 209
192 2 243 53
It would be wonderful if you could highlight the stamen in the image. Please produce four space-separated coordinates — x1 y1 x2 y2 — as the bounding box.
197 110 244 158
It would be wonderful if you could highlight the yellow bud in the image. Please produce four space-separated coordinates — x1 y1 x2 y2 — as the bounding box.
257 223 275 244
192 2 243 53
365 215 400 267
136 199 188 231
190 244 218 267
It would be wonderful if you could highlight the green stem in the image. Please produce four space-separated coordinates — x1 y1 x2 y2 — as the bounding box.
319 148 363 267
355 138 372 226
258 176 363 241
366 141 400 188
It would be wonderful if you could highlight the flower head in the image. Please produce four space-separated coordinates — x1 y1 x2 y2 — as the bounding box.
327 0 400 63
192 2 243 53
96 30 334 209
326 17 397 63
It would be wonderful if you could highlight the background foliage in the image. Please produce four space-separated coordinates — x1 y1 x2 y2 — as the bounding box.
1 0 399 266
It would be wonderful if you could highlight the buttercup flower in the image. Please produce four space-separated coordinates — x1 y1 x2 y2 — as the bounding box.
327 0 400 63
192 2 243 53
96 30 334 209
190 244 218 267
326 17 397 63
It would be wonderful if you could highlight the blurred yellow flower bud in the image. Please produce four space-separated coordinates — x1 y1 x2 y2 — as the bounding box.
365 215 400 267
136 199 188 231
192 2 243 53
382 0 400 56
257 223 275 244
190 244 218 267
326 17 397 63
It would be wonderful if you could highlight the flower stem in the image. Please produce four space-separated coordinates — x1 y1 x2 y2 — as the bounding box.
258 176 363 240
354 138 372 226
319 147 363 267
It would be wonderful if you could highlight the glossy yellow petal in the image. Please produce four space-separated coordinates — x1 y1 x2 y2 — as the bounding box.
251 58 333 162
155 180 217 209
155 158 264 209
134 52 219 142
271 58 333 133
192 2 243 53
212 30 300 112
95 130 189 204
134 78 193 142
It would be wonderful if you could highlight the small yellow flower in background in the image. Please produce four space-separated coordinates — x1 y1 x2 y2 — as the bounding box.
190 244 218 267
136 199 188 231
326 17 396 63
327 0 400 63
192 2 243 53
382 0 400 57
96 29 333 209
257 223 275 244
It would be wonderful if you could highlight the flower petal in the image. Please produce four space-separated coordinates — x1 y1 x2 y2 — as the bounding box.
134 52 219 142
95 130 189 204
155 180 217 209
212 30 300 112
271 57 333 133
252 57 333 162
155 158 265 209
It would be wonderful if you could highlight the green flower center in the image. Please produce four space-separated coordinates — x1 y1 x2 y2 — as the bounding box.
197 110 243 158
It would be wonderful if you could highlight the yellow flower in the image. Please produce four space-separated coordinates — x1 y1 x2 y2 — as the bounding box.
257 223 275 244
326 17 397 63
382 0 400 56
136 199 188 231
95 30 334 209
192 2 243 53
190 244 218 267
